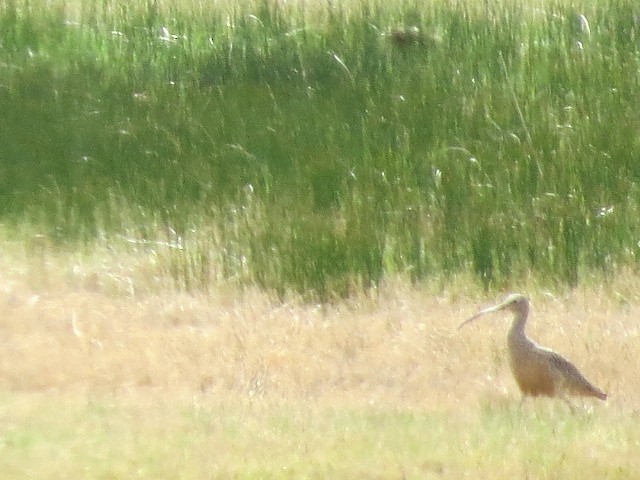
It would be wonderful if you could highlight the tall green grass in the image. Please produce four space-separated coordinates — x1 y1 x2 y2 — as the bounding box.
2 0 640 299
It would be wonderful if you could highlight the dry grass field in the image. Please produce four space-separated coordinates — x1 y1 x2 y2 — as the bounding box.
1 240 639 478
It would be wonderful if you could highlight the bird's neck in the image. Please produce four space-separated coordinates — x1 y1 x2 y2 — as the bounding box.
508 302 530 339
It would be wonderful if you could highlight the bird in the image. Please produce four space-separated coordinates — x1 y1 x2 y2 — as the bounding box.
388 26 424 47
458 293 607 402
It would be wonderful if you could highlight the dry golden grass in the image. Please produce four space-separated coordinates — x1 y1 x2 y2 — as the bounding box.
1 239 640 478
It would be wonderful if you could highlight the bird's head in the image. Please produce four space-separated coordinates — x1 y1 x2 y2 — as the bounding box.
458 293 530 330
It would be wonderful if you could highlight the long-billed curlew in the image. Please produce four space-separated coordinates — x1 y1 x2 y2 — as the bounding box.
458 293 607 401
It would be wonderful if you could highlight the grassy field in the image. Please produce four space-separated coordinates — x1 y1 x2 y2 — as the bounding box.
2 0 640 477
2 0 640 298
1 246 639 478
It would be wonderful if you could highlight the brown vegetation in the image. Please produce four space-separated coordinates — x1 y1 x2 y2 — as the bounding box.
1 245 637 413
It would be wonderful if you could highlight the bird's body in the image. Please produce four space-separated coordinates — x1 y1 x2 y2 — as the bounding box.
459 293 607 401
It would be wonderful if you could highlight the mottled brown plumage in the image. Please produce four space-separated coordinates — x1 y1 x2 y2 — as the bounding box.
459 294 607 401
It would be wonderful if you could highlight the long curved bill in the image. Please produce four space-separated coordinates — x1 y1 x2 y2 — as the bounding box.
457 300 510 330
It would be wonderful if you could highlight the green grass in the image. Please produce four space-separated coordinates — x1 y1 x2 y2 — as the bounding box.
1 393 637 479
2 0 640 299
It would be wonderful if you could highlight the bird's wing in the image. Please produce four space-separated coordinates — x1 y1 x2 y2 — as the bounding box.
546 349 600 393
536 345 606 399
